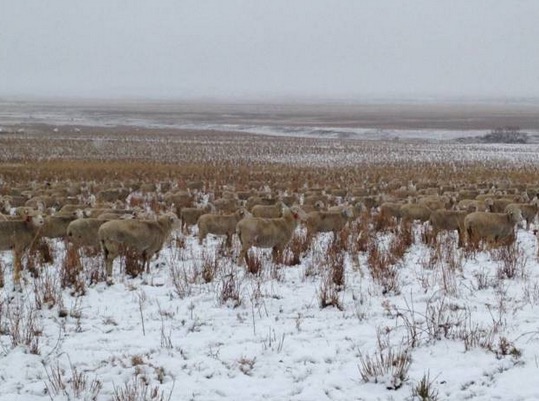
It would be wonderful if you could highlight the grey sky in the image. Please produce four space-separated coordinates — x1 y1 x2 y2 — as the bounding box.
1 1 539 100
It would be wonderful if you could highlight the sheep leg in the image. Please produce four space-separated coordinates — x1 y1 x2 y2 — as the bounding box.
239 245 249 266
102 241 117 279
142 250 150 274
198 231 205 246
13 248 23 291
271 246 282 264
456 229 465 248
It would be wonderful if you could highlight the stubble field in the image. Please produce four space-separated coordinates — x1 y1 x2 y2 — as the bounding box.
1 102 539 401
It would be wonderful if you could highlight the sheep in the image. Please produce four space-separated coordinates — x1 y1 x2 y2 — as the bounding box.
418 195 452 211
236 205 307 264
244 195 275 211
380 202 404 220
67 218 110 250
303 194 328 207
197 208 251 246
306 207 353 238
98 212 179 280
60 203 91 214
457 199 492 213
40 211 83 239
84 208 131 219
96 212 134 220
428 209 468 247
180 204 215 233
300 200 325 214
164 191 193 209
212 197 239 214
489 198 517 213
280 195 299 207
504 197 539 230
400 203 432 223
3 195 28 207
252 201 284 218
0 214 45 285
13 206 36 218
1 197 11 214
357 196 380 211
97 188 131 203
464 208 522 246
25 195 57 209
328 202 365 218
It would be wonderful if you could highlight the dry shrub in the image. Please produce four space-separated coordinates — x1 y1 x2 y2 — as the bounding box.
337 224 351 251
457 323 496 352
351 216 372 253
245 250 263 276
396 296 468 348
421 236 461 295
411 371 439 401
172 236 186 250
219 271 242 308
237 356 256 376
373 211 397 233
367 242 400 295
388 221 413 262
492 241 527 280
33 269 62 310
113 376 169 401
327 240 346 289
201 250 218 284
85 257 107 285
44 359 103 401
60 245 86 295
4 297 42 354
358 344 411 390
26 239 54 277
318 274 343 310
124 248 145 279
169 262 191 299
492 336 522 360
283 231 310 266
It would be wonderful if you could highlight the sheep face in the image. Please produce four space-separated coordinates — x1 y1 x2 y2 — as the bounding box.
161 212 181 229
287 206 308 221
27 214 45 227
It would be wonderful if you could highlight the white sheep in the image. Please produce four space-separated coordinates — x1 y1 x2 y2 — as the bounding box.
98 212 179 280
0 214 45 285
464 209 522 246
236 205 307 265
197 208 251 246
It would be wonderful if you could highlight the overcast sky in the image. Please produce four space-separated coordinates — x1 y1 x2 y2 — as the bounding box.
1 1 539 101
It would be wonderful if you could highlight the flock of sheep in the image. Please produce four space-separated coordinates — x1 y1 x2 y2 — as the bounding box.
1 178 539 288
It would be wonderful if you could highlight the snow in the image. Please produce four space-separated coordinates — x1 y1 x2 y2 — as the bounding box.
1 102 539 399
1 224 539 400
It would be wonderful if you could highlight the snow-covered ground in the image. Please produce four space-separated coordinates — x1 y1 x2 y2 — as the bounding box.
4 101 536 142
1 221 539 401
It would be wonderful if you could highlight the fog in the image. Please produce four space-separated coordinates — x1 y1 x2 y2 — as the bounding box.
1 0 538 101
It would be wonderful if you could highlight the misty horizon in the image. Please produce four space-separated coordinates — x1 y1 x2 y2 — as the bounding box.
2 1 539 101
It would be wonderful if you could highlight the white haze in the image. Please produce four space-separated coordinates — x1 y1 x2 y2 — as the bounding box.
1 0 539 101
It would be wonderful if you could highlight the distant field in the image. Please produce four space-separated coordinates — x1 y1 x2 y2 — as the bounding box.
1 100 539 141
2 102 539 401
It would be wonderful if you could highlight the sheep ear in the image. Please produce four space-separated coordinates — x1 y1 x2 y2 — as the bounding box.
534 229 538 235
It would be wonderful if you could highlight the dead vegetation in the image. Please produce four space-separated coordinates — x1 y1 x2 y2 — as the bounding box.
0 126 539 398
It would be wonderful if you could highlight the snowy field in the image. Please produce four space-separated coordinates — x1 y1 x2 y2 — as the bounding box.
1 208 539 401
1 102 539 400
